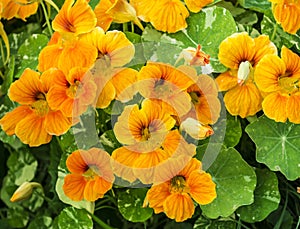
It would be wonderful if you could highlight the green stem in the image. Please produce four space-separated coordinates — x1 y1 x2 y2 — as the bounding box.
123 23 129 32
271 23 278 41
274 189 289 229
131 22 134 32
87 211 116 229
40 0 53 36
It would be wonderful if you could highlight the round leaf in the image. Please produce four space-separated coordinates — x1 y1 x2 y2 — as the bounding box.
236 168 280 223
245 115 300 180
200 147 257 218
117 188 153 222
58 207 93 229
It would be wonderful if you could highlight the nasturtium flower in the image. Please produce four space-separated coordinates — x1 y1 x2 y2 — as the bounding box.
255 46 300 123
215 32 277 118
186 74 221 125
63 148 114 202
1 0 39 21
137 62 195 117
180 117 214 140
184 0 213 13
144 158 216 222
94 0 143 32
269 0 300 34
112 99 195 183
46 67 97 118
52 0 97 37
38 32 98 74
176 45 210 66
80 27 135 68
0 68 72 147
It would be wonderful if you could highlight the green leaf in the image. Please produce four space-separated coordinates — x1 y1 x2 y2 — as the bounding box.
7 207 29 228
245 115 300 180
99 130 122 155
237 0 271 13
15 34 49 78
117 188 153 222
261 15 300 51
58 207 93 229
194 216 236 229
236 168 280 223
200 147 257 218
7 148 38 186
27 216 52 229
142 6 237 72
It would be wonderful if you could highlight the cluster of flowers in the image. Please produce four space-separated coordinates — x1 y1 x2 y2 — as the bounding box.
216 32 300 123
0 0 225 222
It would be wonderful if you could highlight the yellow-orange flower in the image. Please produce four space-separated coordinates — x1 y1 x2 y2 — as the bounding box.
1 0 39 21
184 0 213 13
255 46 300 123
80 27 135 68
0 68 72 147
46 67 97 118
63 148 114 201
52 0 97 37
38 32 98 74
269 0 300 34
111 99 195 183
137 62 195 117
215 32 277 118
144 158 216 222
94 0 143 32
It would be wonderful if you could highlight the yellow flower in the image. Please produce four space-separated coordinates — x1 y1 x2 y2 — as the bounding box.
94 0 143 32
215 32 277 118
144 158 216 222
52 0 97 37
1 0 39 21
111 99 195 183
269 0 300 34
255 46 300 123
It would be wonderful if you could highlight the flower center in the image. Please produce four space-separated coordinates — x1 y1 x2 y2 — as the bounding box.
67 80 81 98
141 127 151 141
170 176 187 193
278 72 299 95
237 61 252 85
189 91 201 104
83 165 101 181
31 93 49 116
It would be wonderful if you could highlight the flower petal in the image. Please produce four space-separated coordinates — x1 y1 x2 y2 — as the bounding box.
262 92 288 123
63 174 86 201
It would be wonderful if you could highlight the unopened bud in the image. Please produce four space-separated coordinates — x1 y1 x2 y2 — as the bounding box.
10 182 42 202
180 118 214 140
176 45 210 66
237 61 251 85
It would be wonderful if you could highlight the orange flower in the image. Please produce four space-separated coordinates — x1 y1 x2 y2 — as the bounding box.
137 62 195 117
46 67 97 117
1 0 39 21
144 158 216 222
111 99 195 183
186 73 221 125
269 0 300 34
38 32 98 74
80 27 135 68
215 32 277 118
52 0 97 37
0 68 72 147
255 46 300 123
63 148 114 201
180 118 214 140
94 0 143 32
176 45 210 66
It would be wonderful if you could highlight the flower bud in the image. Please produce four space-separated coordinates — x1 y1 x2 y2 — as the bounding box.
176 45 210 66
10 182 42 202
180 118 214 140
237 61 251 85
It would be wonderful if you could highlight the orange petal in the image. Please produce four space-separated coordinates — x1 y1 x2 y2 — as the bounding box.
252 35 277 66
262 92 289 123
179 158 201 180
218 32 255 69
184 0 213 13
281 46 300 76
84 180 103 201
15 113 51 147
254 54 285 93
63 174 86 201
0 106 33 135
93 176 113 195
145 182 170 214
96 80 116 109
45 110 72 135
38 44 62 72
163 193 195 222
187 170 217 205
9 68 43 105
224 82 262 118
287 94 300 124
94 0 114 31
66 150 88 174
215 70 238 92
